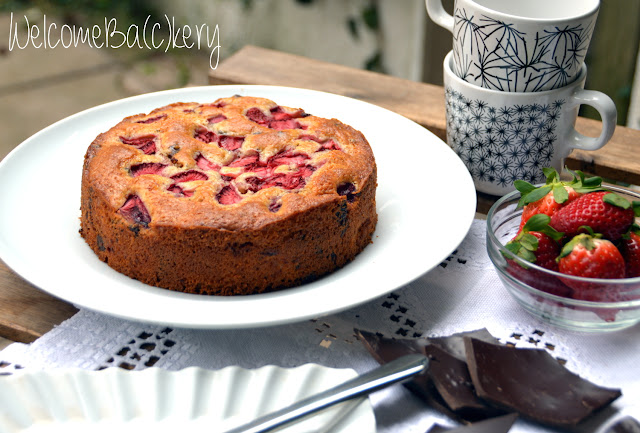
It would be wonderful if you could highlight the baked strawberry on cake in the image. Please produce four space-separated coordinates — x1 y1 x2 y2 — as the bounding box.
80 95 377 295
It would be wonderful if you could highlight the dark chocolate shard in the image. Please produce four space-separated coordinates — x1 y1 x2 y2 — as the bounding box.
356 329 423 363
424 344 505 420
426 413 518 433
427 426 452 433
464 337 622 426
356 329 501 422
424 328 505 421
426 425 452 433
356 329 457 418
428 329 500 362
405 375 461 421
605 417 640 433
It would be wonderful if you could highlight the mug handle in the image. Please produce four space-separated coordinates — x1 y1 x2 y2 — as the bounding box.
568 90 617 151
425 0 454 32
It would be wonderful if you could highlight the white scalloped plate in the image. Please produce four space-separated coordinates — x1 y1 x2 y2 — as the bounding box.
0 85 476 328
0 364 375 433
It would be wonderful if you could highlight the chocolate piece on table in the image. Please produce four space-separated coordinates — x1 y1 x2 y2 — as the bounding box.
464 337 622 426
356 329 424 363
426 426 453 433
356 329 502 422
426 413 518 433
405 370 462 421
424 344 506 421
605 417 640 433
428 328 500 362
356 329 460 419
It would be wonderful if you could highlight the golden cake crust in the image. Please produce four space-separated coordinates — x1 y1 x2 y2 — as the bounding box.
80 95 377 295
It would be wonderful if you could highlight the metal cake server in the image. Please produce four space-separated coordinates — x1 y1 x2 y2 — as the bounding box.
222 353 429 433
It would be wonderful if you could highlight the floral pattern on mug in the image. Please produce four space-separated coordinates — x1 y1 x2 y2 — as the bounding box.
445 86 565 188
452 7 596 92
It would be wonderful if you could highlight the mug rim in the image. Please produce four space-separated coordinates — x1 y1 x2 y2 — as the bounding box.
457 0 600 23
443 51 587 95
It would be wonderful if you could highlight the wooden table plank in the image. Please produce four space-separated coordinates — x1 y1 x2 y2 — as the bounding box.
209 45 640 188
210 46 449 141
0 259 78 343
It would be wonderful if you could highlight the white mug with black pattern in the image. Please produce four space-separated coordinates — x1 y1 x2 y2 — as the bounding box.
427 0 599 92
442 51 616 196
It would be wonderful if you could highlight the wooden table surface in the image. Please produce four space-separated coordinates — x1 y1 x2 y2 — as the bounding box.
1 45 640 344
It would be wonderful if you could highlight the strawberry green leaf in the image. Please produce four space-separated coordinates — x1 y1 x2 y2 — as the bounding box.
552 183 569 204
514 180 536 195
567 169 604 193
573 186 604 194
567 168 581 181
521 213 564 241
603 193 631 209
622 224 640 239
559 241 574 259
565 168 580 184
506 240 536 262
559 233 596 259
519 233 539 251
521 185 552 205
633 201 640 217
505 242 521 255
515 180 537 208
505 237 540 265
518 248 537 263
515 167 603 207
522 213 551 232
582 176 603 188
578 225 598 237
542 167 560 183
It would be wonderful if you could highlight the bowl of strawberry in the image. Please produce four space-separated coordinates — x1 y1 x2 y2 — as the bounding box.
486 168 640 331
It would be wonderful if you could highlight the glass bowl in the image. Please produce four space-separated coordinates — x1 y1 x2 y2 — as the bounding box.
486 184 640 332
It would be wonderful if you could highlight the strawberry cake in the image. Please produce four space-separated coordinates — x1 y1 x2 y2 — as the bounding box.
80 95 377 295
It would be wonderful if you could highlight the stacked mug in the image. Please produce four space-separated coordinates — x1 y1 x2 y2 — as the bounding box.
426 0 617 196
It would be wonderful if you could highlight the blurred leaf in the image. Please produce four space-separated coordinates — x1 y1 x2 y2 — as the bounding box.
347 17 359 39
176 59 191 87
552 183 569 204
364 50 384 72
361 4 378 30
603 193 631 209
4 0 160 26
0 0 31 11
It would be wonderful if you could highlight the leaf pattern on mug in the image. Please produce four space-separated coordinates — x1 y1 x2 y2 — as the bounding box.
445 87 564 187
452 7 596 92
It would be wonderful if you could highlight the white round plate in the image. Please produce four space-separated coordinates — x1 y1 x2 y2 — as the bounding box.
0 85 476 328
0 364 375 433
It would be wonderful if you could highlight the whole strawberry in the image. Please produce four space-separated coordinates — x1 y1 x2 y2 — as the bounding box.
550 191 638 241
507 214 562 270
557 232 626 295
515 168 601 232
620 225 640 278
518 187 579 233
505 214 571 297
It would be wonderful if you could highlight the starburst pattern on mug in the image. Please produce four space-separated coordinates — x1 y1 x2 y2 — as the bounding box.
452 7 595 92
445 87 565 186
